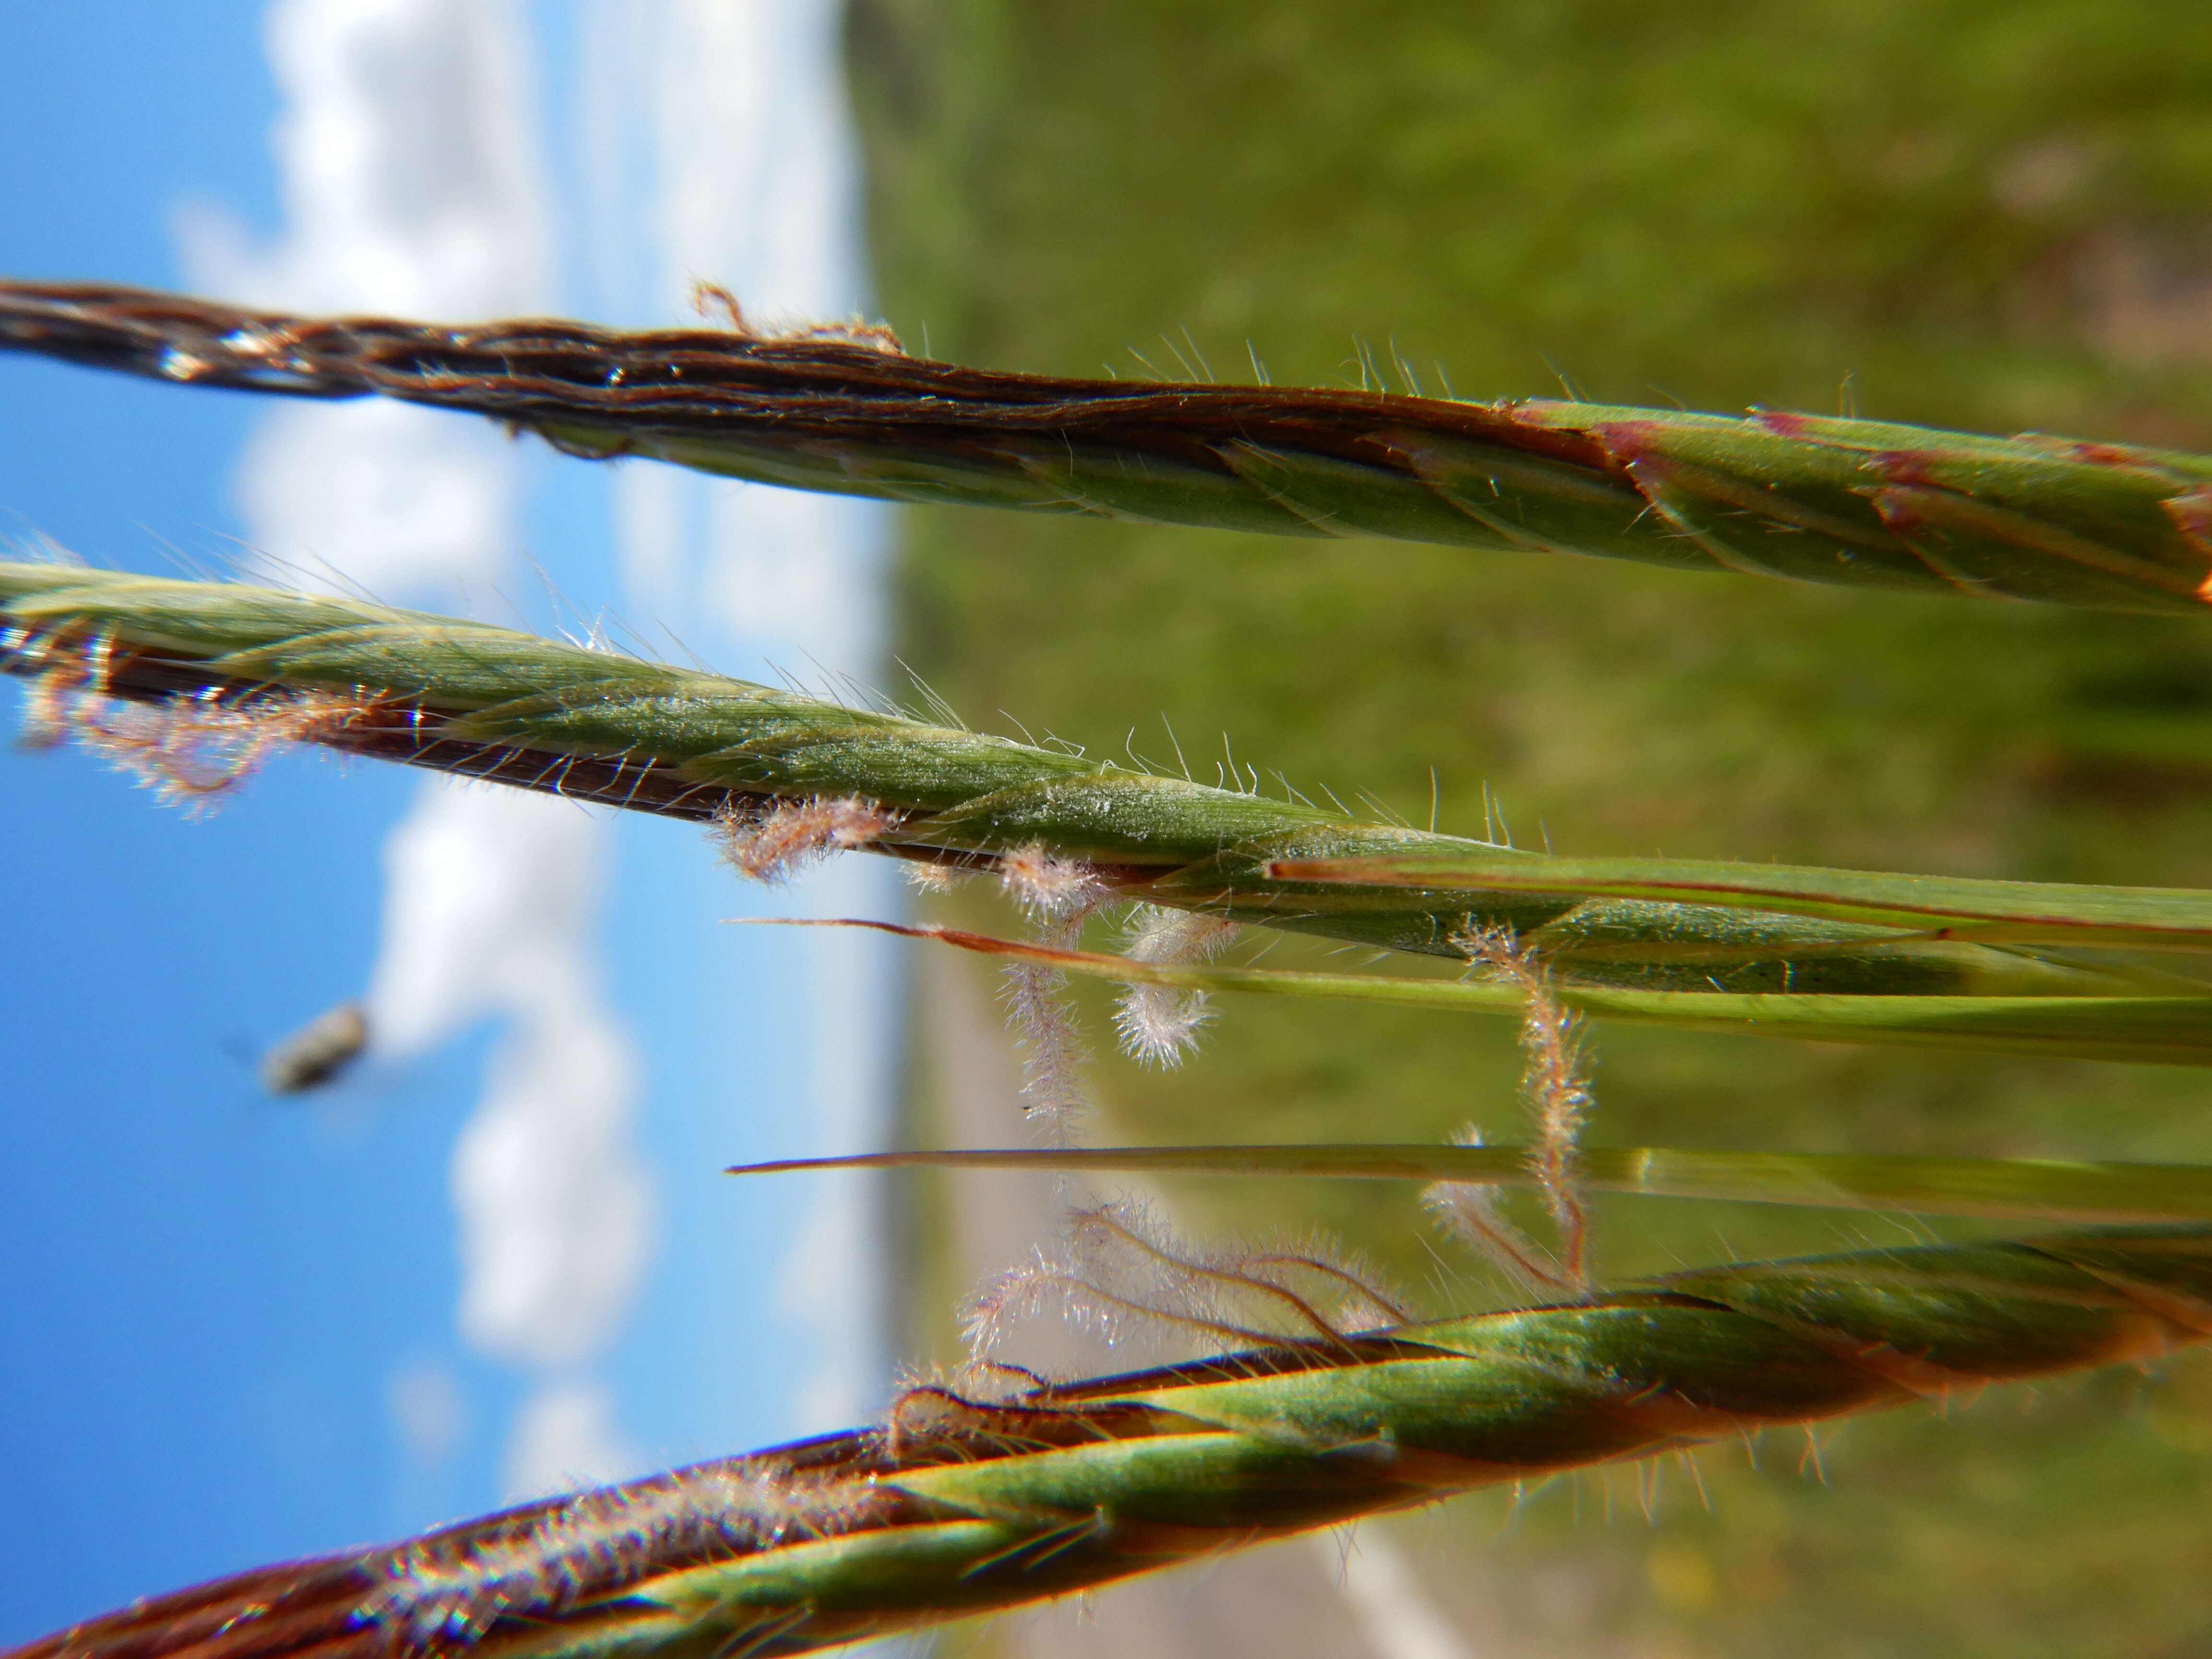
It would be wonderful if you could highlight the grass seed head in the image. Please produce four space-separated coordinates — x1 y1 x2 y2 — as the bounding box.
367 1457 885 1643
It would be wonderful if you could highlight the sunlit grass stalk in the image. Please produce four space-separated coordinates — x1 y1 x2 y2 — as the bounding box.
774 917 2212 1066
16 1224 2212 1659
3 560 2155 1021
733 1142 2212 1226
8 280 2212 612
1267 850 2212 950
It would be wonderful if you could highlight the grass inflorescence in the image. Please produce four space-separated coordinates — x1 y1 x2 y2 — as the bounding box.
15 1223 2212 1659
12 559 2212 1067
9 281 2212 613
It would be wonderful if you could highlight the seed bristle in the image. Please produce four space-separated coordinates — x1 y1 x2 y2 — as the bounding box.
1453 920 1594 1289
1112 905 1242 1067
714 795 901 883
17 646 373 812
964 1199 1410 1362
365 1457 885 1643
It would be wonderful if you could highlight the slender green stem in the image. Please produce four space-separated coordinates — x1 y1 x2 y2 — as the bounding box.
1269 851 2212 951
772 917 2212 1066
731 1142 2212 1226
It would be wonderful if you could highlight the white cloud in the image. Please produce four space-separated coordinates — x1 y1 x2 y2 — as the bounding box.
180 0 548 317
655 0 867 323
769 856 900 1432
648 0 888 681
369 781 656 1371
214 0 903 1466
182 0 550 609
704 481 885 680
455 1002 653 1369
232 400 516 606
387 1358 469 1469
613 460 690 633
771 1183 869 1434
502 1379 639 1501
202 0 652 1474
367 781 601 1051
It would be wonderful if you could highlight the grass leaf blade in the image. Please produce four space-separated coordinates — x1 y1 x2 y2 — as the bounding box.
1268 852 2212 950
777 916 2212 1064
729 1142 2212 1224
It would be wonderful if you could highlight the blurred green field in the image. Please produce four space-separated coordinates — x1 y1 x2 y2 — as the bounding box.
850 4 2212 1653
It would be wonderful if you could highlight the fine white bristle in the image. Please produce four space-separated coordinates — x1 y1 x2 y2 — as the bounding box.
963 1199 1410 1362
365 1458 883 1642
15 638 373 812
713 795 900 883
1451 923 1594 1290
1112 905 1241 1067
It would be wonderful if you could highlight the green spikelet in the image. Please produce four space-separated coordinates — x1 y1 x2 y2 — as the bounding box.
6 281 2212 612
11 1225 2209 1659
12 558 2212 1062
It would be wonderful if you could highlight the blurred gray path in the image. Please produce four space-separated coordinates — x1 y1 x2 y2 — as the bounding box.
913 955 1500 1659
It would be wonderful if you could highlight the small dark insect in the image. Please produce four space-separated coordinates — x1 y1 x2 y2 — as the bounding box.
260 1000 370 1095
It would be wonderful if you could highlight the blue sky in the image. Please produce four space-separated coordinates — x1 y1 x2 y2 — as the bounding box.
0 3 899 1640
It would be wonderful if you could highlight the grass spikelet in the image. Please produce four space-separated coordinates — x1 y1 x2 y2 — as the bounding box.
30 282 2212 613
1112 904 1241 1067
1455 920 1595 1288
712 794 900 883
963 1199 1411 1361
13 565 2210 1064
1422 1126 1579 1296
25 1225 2212 1659
367 1457 885 1643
